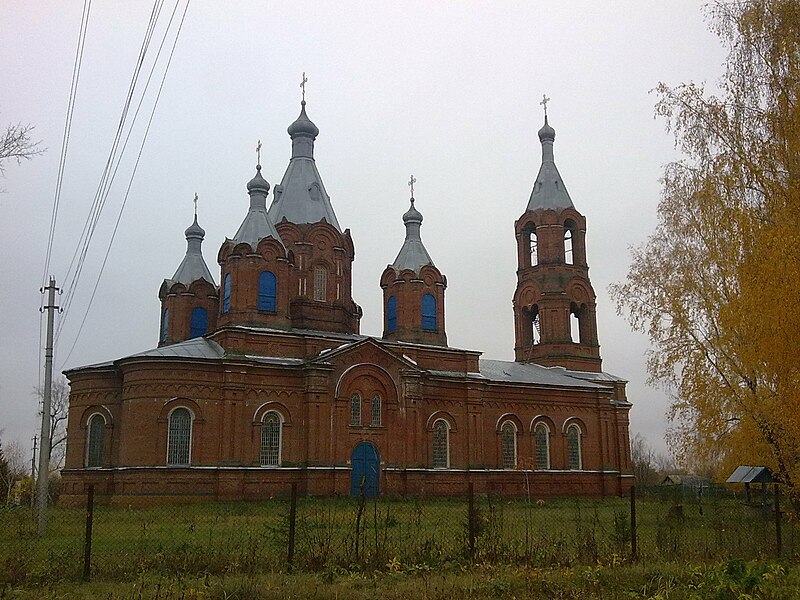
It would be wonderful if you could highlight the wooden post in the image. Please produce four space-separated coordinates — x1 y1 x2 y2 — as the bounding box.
287 483 297 572
83 485 95 581
468 482 476 559
774 484 782 559
630 484 638 561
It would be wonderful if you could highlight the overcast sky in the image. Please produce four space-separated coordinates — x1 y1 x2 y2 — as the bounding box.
0 1 727 463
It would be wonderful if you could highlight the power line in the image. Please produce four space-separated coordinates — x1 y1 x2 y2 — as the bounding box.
55 0 166 345
38 0 92 392
59 0 191 367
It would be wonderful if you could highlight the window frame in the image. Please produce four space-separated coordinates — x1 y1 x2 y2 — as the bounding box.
167 407 193 466
386 296 397 333
86 413 106 468
222 273 232 313
534 422 551 470
258 271 277 312
421 293 437 331
260 410 282 467
566 423 582 470
189 306 208 339
432 419 450 469
371 394 382 427
160 308 169 343
350 393 362 426
500 421 517 469
313 265 327 301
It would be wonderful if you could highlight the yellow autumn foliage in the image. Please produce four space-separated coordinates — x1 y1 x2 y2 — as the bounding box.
612 0 800 499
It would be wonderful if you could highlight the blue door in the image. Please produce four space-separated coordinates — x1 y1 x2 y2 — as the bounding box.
350 442 380 497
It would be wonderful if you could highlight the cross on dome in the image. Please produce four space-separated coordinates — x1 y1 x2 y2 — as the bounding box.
193 192 198 218
301 72 308 102
256 140 262 167
408 174 416 201
540 94 550 119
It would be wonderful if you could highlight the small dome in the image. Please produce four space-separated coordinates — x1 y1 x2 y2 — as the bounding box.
247 165 270 194
287 101 320 138
402 198 423 223
538 117 555 142
185 215 205 239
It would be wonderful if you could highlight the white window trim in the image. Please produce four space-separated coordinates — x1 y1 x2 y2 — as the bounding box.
260 410 283 467
166 406 194 466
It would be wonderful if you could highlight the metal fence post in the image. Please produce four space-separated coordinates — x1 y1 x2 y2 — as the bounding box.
83 484 95 581
287 482 297 572
774 484 782 559
630 484 638 561
468 482 476 559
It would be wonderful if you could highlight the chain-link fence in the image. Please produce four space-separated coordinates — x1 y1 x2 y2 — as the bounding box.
1 484 796 585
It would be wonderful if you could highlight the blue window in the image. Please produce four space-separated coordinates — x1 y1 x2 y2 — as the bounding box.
387 296 397 333
422 293 436 331
222 273 231 313
189 307 208 338
258 271 277 312
161 308 169 343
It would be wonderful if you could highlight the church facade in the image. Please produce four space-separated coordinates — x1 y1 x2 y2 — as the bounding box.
61 100 633 503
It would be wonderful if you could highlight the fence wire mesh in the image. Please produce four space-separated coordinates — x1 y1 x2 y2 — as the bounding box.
1 484 797 585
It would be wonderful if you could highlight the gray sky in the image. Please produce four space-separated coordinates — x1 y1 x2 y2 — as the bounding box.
0 1 727 462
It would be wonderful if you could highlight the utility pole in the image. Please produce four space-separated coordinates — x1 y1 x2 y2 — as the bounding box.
37 277 59 536
30 435 37 508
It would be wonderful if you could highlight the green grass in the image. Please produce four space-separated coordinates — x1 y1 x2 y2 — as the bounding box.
1 493 797 587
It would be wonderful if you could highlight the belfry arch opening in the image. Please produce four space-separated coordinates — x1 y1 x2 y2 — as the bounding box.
570 302 581 343
522 304 541 346
563 222 575 265
528 226 538 267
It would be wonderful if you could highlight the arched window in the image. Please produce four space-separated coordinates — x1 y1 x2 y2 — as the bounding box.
432 419 449 469
501 421 517 469
189 307 208 339
531 305 541 345
422 293 437 331
222 273 231 313
167 407 192 466
570 304 581 344
371 395 382 427
160 308 169 343
260 411 282 466
567 423 582 470
534 423 550 470
350 393 361 426
529 229 538 267
258 271 277 312
313 266 327 301
86 414 106 468
386 296 397 333
564 226 574 265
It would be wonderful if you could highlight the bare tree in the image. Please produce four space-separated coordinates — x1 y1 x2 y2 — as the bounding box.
0 119 43 176
0 437 28 504
33 376 69 471
630 433 659 487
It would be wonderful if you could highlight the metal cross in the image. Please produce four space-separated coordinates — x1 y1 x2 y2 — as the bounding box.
256 139 262 166
301 72 308 102
193 193 198 218
540 94 550 118
408 174 416 199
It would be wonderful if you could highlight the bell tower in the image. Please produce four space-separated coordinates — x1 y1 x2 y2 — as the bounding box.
513 108 601 372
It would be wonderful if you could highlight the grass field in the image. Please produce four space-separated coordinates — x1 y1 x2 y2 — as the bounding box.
1 491 797 591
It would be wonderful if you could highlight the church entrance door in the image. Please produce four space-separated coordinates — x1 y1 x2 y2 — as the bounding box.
350 441 380 497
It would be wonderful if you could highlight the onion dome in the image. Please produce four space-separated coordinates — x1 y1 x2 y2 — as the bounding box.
232 165 284 248
392 197 434 274
246 165 270 194
168 214 215 287
538 116 556 142
287 100 319 138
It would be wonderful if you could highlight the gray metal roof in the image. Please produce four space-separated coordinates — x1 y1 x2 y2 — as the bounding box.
129 337 225 360
478 359 608 389
391 198 434 273
167 215 216 287
267 102 341 231
232 166 285 248
726 466 773 484
526 117 575 211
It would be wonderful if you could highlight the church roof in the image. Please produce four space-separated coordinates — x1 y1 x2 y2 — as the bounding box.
166 214 215 287
390 197 435 273
232 165 285 248
267 101 341 231
477 359 609 389
526 116 575 211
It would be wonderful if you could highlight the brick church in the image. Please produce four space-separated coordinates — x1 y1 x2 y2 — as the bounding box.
61 98 633 503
